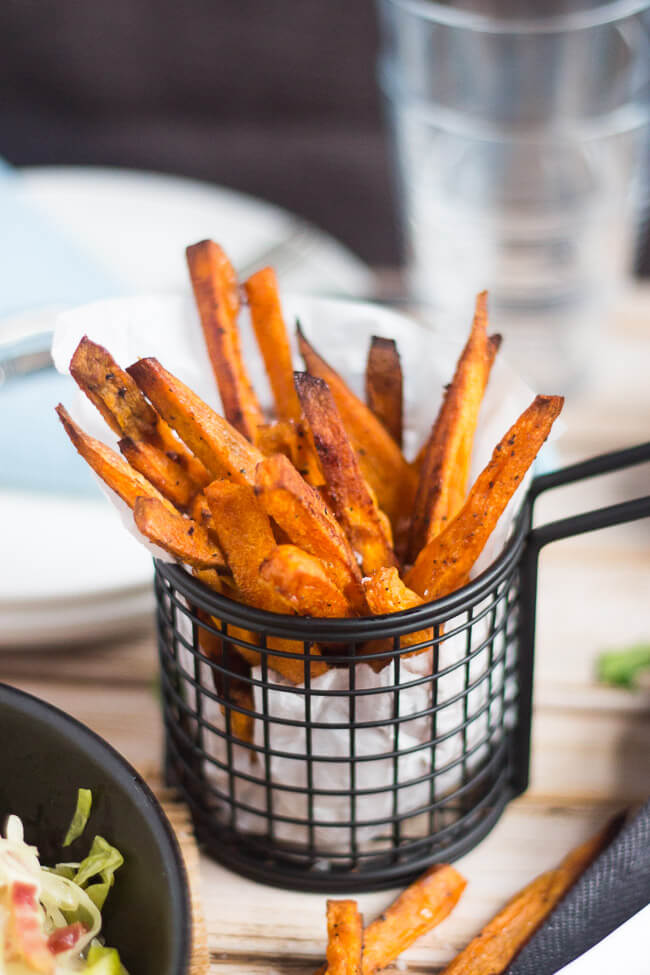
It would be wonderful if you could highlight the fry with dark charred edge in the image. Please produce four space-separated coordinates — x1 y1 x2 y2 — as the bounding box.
406 395 564 600
119 437 200 510
362 864 466 975
244 266 302 422
325 900 363 975
445 332 502 522
206 480 328 682
261 545 355 618
70 335 210 492
133 497 225 569
295 372 398 575
408 292 491 561
440 817 621 975
186 239 264 441
361 568 432 657
297 323 417 529
56 405 176 513
365 336 403 447
255 453 366 613
127 357 263 483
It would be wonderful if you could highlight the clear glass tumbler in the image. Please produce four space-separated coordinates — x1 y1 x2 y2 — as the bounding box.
377 0 650 390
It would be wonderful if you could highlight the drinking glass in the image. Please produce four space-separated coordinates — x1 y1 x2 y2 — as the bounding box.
377 0 650 389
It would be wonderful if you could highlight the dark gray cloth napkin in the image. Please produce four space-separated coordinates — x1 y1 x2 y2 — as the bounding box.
507 798 650 975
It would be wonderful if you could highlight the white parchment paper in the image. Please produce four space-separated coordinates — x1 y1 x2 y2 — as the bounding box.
53 293 545 855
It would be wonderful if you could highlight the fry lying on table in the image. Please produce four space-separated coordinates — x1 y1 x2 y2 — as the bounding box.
318 817 618 975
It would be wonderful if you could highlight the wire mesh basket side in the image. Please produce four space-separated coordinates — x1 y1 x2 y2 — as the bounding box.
155 543 524 890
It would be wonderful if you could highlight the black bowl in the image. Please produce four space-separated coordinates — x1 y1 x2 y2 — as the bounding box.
0 682 191 975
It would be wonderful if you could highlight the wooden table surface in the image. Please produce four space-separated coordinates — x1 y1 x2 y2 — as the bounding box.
2 285 649 973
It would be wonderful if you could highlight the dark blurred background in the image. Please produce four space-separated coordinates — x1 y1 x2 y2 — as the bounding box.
0 0 647 273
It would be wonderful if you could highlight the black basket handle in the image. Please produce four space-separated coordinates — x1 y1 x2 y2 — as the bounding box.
513 441 650 796
527 441 650 552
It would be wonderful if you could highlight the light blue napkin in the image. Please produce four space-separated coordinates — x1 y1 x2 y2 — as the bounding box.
0 158 124 495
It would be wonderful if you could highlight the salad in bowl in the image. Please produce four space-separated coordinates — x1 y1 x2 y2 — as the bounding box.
1 791 125 974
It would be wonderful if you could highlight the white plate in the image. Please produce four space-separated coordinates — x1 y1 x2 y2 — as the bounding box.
1 167 371 647
18 166 372 302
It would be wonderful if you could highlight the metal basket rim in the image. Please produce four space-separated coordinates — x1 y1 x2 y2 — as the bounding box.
155 500 529 643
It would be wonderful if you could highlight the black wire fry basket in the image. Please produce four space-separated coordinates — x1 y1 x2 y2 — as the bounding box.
156 443 650 892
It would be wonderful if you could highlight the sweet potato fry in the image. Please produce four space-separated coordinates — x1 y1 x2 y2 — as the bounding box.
127 358 263 483
119 437 199 509
362 864 467 975
56 405 175 513
325 900 362 975
440 817 620 975
255 453 366 612
295 372 398 575
133 497 225 569
195 610 255 744
445 332 502 522
70 336 210 489
186 239 264 441
297 324 417 528
206 480 328 681
245 266 301 422
408 293 492 561
261 545 355 618
406 395 564 600
256 419 325 488
365 336 403 447
362 568 432 655
256 420 296 459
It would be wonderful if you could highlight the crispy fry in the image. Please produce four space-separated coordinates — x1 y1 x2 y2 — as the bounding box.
362 568 432 656
409 293 492 561
256 420 296 459
133 497 225 569
256 419 325 488
325 900 362 975
119 437 199 509
205 481 278 603
70 335 210 491
206 480 328 681
440 817 620 975
297 323 417 528
261 545 355 618
195 610 255 743
406 395 564 600
55 405 175 512
365 336 403 447
362 864 467 975
295 372 398 575
255 453 366 612
445 332 502 521
127 357 263 483
186 239 264 441
291 419 326 488
245 266 301 422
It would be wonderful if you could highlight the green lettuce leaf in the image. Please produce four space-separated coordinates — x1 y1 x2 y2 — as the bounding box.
73 835 124 896
63 788 93 847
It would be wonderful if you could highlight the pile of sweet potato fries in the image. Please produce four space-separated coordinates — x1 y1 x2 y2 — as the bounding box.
318 818 617 975
57 238 563 687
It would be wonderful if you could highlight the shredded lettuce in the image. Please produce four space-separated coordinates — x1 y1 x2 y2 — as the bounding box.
85 942 126 973
63 787 93 847
1 794 128 974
